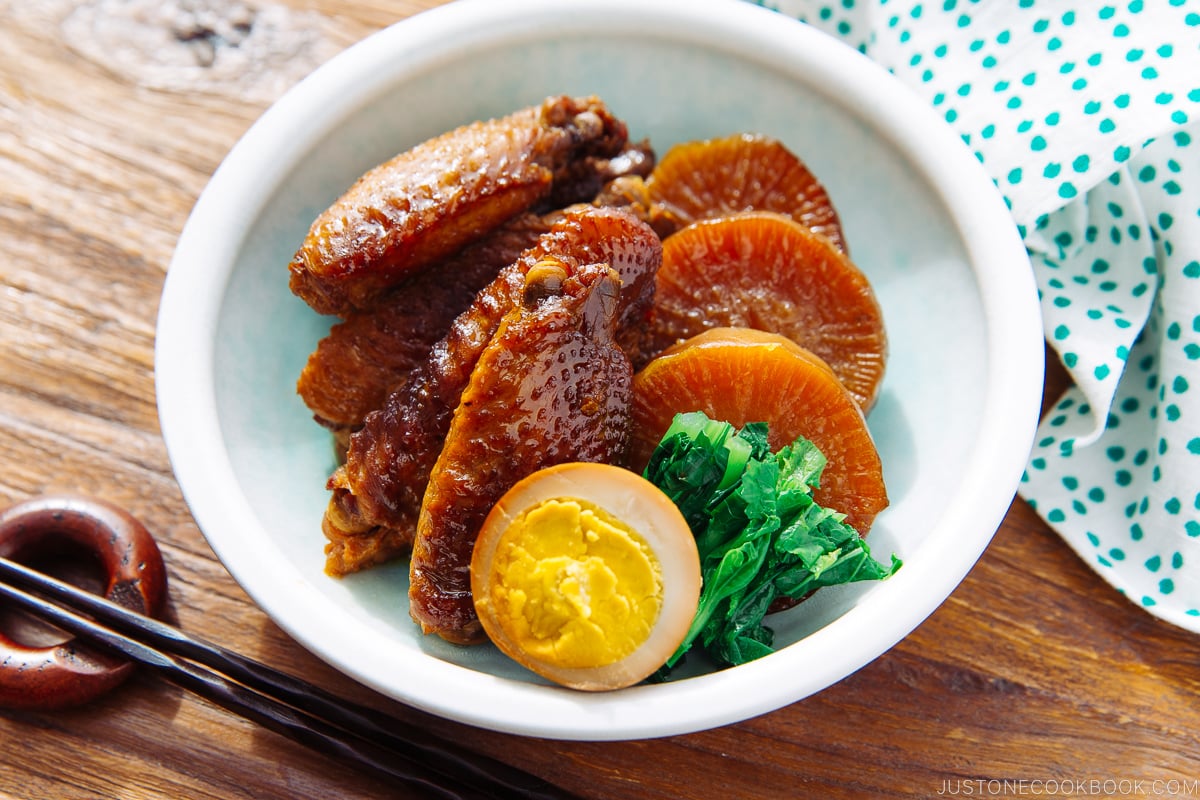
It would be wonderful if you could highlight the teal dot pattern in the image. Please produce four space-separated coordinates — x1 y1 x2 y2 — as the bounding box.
1023 125 1200 628
873 0 1198 226
743 0 874 52
1023 170 1157 429
749 0 1200 630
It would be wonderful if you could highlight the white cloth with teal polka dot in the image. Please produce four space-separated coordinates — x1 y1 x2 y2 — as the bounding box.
749 0 1200 631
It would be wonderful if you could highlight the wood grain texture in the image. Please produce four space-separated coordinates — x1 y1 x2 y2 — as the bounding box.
2 2 1199 798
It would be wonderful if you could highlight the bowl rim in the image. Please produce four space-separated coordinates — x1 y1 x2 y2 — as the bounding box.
155 0 1044 740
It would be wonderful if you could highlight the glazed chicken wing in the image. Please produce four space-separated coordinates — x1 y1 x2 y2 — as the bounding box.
289 95 630 316
322 206 661 575
409 259 632 644
296 211 557 448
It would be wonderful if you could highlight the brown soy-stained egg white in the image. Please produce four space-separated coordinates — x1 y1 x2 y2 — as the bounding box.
470 462 701 691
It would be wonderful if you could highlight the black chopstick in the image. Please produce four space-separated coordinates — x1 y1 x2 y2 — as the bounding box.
0 556 579 800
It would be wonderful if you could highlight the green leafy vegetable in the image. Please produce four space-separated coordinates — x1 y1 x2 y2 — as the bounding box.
643 411 902 675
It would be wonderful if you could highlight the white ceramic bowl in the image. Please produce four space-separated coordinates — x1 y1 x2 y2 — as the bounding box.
156 0 1044 740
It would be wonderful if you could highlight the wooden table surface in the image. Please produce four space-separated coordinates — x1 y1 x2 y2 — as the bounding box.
3 2 1199 798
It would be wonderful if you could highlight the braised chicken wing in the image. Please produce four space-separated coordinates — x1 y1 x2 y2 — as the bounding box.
289 96 631 316
296 212 556 448
409 259 633 643
322 206 661 575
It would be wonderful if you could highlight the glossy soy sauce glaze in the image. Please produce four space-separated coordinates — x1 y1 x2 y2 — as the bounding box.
322 207 661 577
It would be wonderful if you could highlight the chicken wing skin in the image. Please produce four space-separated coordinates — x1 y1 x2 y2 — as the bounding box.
322 206 661 575
543 138 655 212
289 96 630 316
409 259 632 644
296 211 556 448
296 143 658 448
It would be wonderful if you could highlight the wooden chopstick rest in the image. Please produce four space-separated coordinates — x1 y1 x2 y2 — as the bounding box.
0 495 167 709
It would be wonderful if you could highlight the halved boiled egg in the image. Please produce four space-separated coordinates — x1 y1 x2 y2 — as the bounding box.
470 462 701 691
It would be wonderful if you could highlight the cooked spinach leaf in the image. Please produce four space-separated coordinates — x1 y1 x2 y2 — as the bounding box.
644 411 901 675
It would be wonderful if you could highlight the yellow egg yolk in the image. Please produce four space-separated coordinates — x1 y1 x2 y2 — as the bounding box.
484 498 663 670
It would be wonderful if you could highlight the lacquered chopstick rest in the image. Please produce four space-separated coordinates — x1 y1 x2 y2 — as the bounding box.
0 495 167 709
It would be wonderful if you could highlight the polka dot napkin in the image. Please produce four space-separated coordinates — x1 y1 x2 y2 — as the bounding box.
748 0 1200 631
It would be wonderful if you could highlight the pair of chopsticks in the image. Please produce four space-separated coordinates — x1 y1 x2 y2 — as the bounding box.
0 556 579 800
